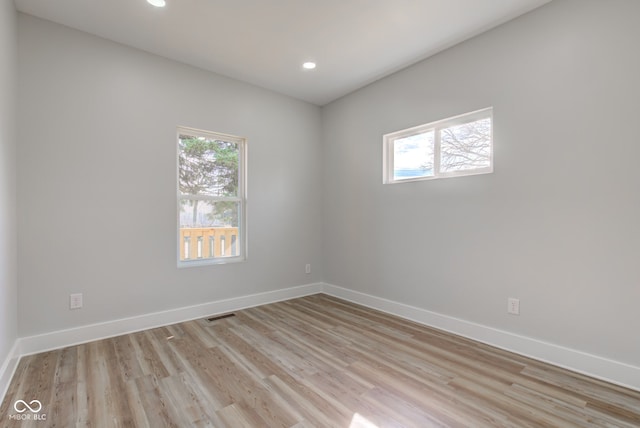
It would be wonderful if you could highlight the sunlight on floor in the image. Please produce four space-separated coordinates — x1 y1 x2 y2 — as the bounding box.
349 413 379 428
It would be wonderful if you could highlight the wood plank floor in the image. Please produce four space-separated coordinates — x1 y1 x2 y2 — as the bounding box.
1 294 639 427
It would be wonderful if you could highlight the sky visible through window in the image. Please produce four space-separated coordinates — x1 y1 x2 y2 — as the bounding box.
440 118 491 172
393 131 434 180
177 128 245 263
389 112 491 183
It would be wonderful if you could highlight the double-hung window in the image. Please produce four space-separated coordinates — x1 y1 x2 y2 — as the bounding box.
383 108 493 183
177 127 246 266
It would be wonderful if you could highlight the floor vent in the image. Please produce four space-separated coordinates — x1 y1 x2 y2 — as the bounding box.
205 313 236 322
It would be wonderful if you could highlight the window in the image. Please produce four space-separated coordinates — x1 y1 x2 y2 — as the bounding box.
178 127 246 266
383 108 493 183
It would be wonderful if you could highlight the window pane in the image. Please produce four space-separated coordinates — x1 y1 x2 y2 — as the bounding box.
178 134 239 197
179 199 240 260
393 131 434 180
440 117 491 173
179 199 240 228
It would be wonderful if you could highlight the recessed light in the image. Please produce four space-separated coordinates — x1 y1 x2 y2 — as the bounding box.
302 62 317 70
147 0 166 7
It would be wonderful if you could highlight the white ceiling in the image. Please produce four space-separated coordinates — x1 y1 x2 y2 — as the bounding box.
14 0 551 106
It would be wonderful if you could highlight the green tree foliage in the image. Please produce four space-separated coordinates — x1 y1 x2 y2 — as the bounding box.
179 135 239 226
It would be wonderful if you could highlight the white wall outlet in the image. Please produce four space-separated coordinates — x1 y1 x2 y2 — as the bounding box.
70 293 83 310
305 263 311 274
507 297 520 315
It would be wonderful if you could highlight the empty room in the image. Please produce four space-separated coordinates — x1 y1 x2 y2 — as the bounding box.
1 0 639 426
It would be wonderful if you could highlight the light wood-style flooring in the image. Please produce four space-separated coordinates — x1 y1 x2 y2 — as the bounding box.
1 294 639 427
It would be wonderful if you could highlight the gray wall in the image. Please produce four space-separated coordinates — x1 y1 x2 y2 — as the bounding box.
322 0 640 367
14 0 640 370
0 0 18 365
17 15 323 336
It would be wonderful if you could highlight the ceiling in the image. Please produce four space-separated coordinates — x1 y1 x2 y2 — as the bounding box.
14 0 552 106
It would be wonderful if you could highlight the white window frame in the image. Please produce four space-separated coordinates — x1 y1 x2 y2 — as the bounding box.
177 126 247 267
383 107 493 184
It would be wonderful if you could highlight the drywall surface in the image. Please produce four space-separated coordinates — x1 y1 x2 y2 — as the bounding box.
321 0 640 367
0 0 18 368
17 14 323 336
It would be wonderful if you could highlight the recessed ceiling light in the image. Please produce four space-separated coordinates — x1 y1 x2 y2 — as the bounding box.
302 62 317 70
147 0 166 7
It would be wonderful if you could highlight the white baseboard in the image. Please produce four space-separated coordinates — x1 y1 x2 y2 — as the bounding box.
0 340 21 405
6 281 639 396
322 283 640 392
19 282 324 357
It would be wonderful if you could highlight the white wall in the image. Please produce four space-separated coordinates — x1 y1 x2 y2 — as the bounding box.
17 14 323 336
0 0 18 370
322 0 640 368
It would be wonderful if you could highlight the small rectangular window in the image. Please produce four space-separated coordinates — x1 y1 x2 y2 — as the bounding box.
178 127 246 266
383 108 493 183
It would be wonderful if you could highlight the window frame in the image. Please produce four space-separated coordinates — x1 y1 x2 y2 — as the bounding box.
177 126 247 267
383 107 493 184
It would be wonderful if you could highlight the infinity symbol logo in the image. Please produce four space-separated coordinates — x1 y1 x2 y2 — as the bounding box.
13 399 42 413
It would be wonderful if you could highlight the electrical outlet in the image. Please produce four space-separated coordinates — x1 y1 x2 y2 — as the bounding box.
305 264 311 274
70 293 83 310
507 297 520 315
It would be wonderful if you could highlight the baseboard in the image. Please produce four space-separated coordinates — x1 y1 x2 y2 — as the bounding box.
10 281 640 394
0 340 21 405
322 283 640 392
19 282 324 357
